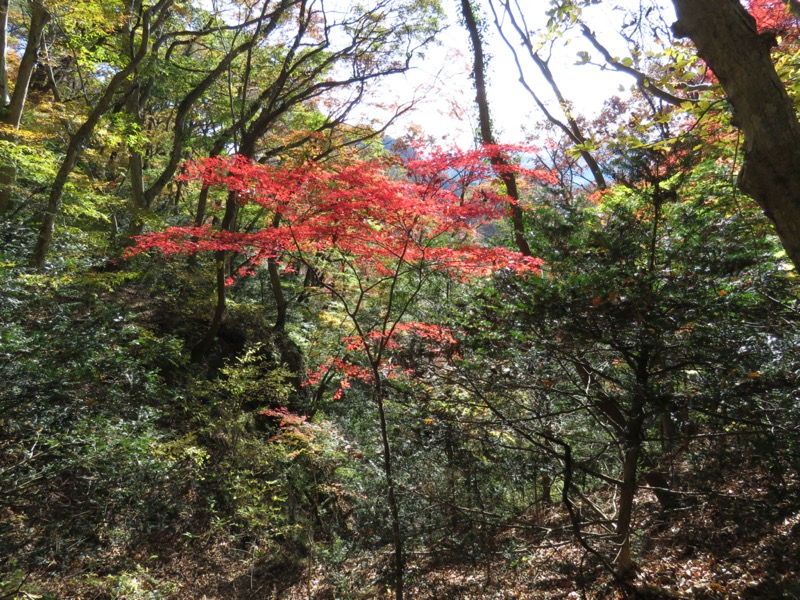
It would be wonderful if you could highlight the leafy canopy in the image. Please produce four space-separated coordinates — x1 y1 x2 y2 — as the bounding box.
128 146 551 280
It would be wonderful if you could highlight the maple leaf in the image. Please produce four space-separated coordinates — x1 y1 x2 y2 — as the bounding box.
747 0 800 42
131 145 549 281
131 144 551 399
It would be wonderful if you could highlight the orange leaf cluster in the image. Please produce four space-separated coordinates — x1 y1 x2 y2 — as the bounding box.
747 0 800 43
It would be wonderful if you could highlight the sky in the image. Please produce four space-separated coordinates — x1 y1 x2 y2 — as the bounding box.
378 0 676 147
201 0 677 149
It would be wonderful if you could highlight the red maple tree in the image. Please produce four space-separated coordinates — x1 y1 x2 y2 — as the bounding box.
128 141 554 414
128 144 552 598
747 0 800 43
129 144 553 386
130 145 549 283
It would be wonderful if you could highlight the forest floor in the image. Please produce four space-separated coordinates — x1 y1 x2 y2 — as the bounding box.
18 446 799 600
278 457 800 600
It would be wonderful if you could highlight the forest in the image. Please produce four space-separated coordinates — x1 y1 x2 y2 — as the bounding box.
1 0 800 598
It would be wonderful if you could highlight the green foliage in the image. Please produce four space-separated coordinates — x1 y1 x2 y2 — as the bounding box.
0 266 195 572
0 249 358 590
84 564 179 600
2 0 800 595
429 148 800 571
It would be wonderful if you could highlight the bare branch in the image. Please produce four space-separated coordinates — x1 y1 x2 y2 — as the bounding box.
580 23 688 106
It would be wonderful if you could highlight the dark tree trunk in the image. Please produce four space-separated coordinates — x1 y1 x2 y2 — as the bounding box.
672 0 800 269
6 0 49 129
615 413 642 579
0 0 9 108
0 0 50 216
460 0 532 257
0 0 10 217
190 251 229 363
30 0 173 269
126 83 147 236
373 377 404 600
268 259 287 330
191 190 238 361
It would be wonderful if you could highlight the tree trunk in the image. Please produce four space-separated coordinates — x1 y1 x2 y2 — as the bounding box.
122 0 150 236
615 432 640 578
373 377 404 600
268 259 287 330
0 155 14 216
191 189 238 361
7 0 49 129
190 252 228 362
0 0 8 216
672 0 800 269
0 0 10 107
30 0 173 268
615 400 642 579
126 83 147 236
0 0 50 216
460 0 532 257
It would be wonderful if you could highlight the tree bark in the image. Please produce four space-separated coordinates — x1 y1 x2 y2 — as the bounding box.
268 259 287 330
0 0 10 108
6 0 49 129
615 413 642 579
0 0 9 217
30 0 173 269
672 0 800 269
190 189 238 361
0 0 50 216
123 0 149 236
126 83 147 236
374 376 404 600
460 0 532 257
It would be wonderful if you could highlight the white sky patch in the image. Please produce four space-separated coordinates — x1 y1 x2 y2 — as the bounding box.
196 0 676 150
376 0 676 148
